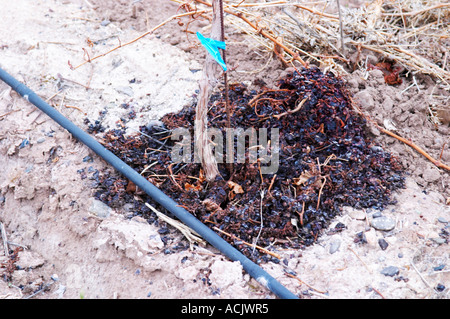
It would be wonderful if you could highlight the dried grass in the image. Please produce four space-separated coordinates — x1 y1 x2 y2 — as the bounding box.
171 0 449 168
178 0 449 94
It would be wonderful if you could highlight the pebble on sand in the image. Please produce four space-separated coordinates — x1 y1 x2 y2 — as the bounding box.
378 238 389 250
329 239 341 254
370 216 396 231
381 266 399 277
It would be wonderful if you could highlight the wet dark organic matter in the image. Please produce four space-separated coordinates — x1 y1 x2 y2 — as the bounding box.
91 67 405 262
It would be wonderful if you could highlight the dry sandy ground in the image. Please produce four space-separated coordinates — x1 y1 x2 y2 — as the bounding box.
0 0 449 299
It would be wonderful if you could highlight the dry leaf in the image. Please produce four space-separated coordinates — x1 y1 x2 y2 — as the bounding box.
126 181 137 193
198 169 206 183
293 171 315 186
202 198 221 212
185 183 202 192
227 181 244 194
293 170 325 188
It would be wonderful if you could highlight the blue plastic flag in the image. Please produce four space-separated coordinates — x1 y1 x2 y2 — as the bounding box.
196 32 227 71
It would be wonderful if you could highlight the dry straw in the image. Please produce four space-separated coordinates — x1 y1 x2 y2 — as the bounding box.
178 0 449 86
175 0 449 170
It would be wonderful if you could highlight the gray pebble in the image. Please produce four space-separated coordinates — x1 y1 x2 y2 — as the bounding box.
431 237 446 245
101 19 110 27
371 211 383 218
378 238 389 250
370 216 396 231
329 239 341 254
353 90 375 111
36 137 46 143
422 167 441 183
89 199 112 218
437 217 448 224
370 146 384 153
381 266 399 277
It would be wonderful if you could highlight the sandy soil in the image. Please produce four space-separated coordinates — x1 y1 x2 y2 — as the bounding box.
0 0 448 299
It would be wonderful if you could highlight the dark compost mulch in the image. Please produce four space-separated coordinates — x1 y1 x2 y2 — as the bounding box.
89 67 405 262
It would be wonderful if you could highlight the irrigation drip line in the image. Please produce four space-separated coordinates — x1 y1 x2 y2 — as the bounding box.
0 66 298 299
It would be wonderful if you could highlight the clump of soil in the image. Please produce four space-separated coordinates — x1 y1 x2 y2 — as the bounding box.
92 67 405 262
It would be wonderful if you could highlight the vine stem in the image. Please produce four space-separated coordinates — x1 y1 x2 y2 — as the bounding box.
219 0 234 176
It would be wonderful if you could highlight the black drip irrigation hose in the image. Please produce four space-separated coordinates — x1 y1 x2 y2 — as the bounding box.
0 67 298 299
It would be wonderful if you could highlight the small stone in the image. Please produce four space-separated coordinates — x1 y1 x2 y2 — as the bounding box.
348 209 366 220
7 145 16 156
83 155 93 162
36 137 46 143
437 217 448 224
370 145 384 153
371 211 382 218
329 239 341 254
381 266 399 277
368 125 381 136
431 237 446 245
100 19 110 26
436 284 445 292
378 238 389 250
283 267 297 276
354 90 375 111
19 138 29 149
422 167 441 183
365 228 378 246
354 231 367 244
89 199 112 218
433 264 445 271
370 68 384 80
381 96 394 112
370 216 396 231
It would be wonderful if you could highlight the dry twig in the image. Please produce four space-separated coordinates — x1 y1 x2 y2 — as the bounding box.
145 203 206 246
213 226 281 259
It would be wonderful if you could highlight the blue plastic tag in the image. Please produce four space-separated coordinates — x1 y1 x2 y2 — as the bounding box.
196 32 227 71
